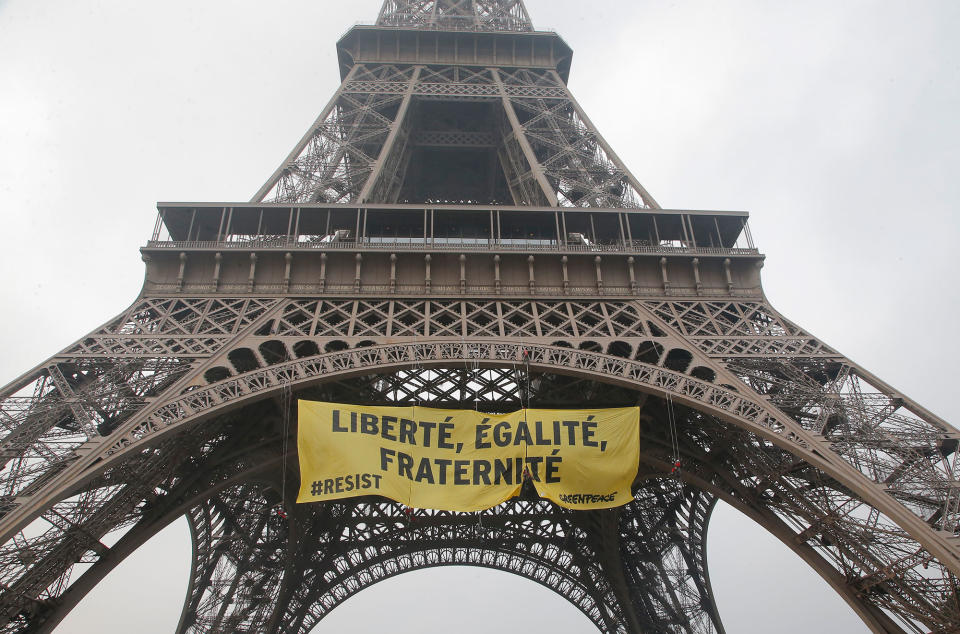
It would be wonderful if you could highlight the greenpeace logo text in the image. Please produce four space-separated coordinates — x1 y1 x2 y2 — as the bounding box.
557 492 617 505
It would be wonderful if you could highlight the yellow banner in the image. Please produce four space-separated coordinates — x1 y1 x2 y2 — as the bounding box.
297 401 639 511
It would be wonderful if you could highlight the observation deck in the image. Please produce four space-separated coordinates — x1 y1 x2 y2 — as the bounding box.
142 203 763 298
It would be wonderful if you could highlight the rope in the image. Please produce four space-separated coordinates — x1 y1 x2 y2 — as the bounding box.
524 350 531 410
520 349 532 484
461 334 480 411
280 379 293 513
666 392 681 477
412 320 422 410
405 321 425 520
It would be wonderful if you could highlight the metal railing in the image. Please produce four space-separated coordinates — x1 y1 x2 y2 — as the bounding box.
143 238 759 257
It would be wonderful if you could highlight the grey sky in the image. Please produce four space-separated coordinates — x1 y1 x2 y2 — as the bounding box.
1 0 958 632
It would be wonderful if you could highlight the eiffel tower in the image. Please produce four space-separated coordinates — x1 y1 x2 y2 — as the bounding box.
2 1 959 633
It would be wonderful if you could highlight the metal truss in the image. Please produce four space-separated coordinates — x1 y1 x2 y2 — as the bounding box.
255 63 658 208
1 292 958 632
254 65 419 204
496 68 658 208
0 299 957 632
655 402 960 634
172 482 723 634
377 0 533 32
177 483 287 632
246 297 658 340
0 407 270 632
641 300 838 357
2 1 959 632
192 495 634 633
619 481 723 634
643 299 960 534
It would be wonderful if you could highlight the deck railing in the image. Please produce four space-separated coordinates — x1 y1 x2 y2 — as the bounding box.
143 238 759 257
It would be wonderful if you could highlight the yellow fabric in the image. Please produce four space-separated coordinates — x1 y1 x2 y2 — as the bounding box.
297 401 639 511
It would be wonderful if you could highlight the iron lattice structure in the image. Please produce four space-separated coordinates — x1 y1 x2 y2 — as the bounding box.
1 1 959 632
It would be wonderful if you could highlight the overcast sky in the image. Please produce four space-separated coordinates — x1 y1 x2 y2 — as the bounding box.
1 0 958 632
